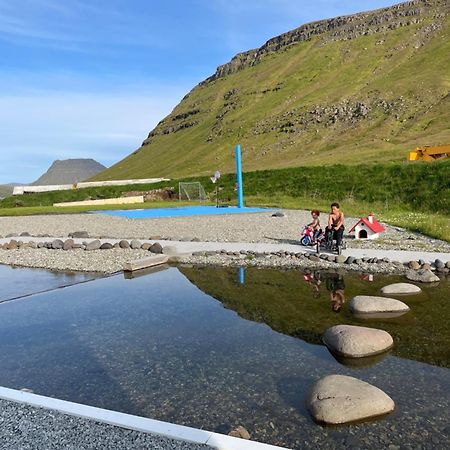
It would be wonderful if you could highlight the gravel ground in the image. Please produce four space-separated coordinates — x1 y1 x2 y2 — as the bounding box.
0 211 448 252
0 248 151 274
0 399 210 450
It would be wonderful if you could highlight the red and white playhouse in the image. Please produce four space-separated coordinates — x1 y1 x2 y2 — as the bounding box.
349 213 385 240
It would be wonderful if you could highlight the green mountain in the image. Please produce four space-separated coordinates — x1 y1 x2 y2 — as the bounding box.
96 0 450 180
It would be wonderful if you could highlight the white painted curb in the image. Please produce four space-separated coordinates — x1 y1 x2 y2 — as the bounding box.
0 386 290 450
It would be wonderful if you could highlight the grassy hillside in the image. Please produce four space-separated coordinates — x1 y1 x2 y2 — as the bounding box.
95 0 450 181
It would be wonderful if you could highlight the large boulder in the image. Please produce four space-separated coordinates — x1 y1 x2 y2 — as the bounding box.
350 296 409 317
307 375 395 424
406 269 440 283
323 325 393 358
381 283 421 295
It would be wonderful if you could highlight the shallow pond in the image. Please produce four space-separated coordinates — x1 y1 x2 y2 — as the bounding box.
0 265 448 449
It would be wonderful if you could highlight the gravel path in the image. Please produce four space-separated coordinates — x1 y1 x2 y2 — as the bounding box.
0 399 210 450
1 211 448 252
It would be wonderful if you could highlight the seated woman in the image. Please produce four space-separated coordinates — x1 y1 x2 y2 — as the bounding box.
325 202 345 248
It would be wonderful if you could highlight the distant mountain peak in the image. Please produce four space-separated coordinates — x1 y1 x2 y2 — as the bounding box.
33 158 107 185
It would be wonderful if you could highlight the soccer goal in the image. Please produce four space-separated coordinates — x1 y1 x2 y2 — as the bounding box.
178 182 207 202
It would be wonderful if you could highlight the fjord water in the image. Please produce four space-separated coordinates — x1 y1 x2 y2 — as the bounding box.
0 266 448 449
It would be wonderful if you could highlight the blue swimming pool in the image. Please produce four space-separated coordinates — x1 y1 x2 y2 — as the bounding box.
93 205 270 219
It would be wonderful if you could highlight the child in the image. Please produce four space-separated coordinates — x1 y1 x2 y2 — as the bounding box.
307 210 321 242
325 202 345 248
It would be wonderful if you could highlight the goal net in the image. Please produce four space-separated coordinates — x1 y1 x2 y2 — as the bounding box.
178 182 207 202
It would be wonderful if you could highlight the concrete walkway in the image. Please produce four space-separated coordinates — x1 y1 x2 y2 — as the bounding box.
1 236 449 264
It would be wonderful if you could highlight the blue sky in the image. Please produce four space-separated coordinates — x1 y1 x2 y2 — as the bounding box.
0 0 398 184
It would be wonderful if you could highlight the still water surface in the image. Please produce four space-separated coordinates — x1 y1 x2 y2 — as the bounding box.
0 265 448 449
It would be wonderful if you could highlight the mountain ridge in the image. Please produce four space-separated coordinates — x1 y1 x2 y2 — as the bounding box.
95 0 450 181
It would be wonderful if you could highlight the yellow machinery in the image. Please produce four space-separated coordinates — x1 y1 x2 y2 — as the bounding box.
408 145 450 161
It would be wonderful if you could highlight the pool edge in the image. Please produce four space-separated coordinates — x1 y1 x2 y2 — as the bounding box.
0 386 290 450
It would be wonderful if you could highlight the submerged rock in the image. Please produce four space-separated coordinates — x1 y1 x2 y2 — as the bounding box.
406 269 440 283
381 283 421 295
323 324 393 358
307 374 395 424
350 295 409 316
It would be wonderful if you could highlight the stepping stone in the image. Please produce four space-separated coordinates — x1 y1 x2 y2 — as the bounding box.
307 374 395 425
350 296 409 318
123 255 169 272
323 324 393 358
381 283 421 295
406 269 440 283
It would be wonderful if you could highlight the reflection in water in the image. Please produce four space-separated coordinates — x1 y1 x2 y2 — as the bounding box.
0 266 448 449
238 267 245 285
324 272 346 312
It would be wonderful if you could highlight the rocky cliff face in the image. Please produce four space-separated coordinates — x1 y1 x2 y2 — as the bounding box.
33 159 107 185
205 0 448 83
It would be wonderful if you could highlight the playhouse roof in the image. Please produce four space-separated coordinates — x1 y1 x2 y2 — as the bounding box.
349 216 385 234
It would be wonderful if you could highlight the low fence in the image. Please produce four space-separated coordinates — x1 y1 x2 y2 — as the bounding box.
13 178 171 195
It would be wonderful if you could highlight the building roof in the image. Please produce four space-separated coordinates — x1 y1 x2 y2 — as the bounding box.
349 216 385 234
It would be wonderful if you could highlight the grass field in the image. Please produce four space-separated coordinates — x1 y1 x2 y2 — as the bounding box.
1 162 448 241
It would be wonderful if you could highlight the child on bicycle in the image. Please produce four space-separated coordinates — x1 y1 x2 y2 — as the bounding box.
325 202 345 249
307 210 322 242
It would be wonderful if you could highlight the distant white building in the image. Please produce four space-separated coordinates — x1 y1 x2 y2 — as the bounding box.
349 213 385 240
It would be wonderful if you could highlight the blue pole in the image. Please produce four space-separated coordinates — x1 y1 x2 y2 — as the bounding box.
235 144 244 208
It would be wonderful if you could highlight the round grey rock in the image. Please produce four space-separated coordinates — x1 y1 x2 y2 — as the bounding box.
51 239 64 250
85 240 101 251
381 283 421 295
119 240 130 249
63 239 74 251
149 242 163 254
100 242 113 250
405 269 440 283
307 374 395 424
323 324 393 358
130 240 141 249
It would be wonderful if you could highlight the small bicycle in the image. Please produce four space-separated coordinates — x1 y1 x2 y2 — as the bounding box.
300 226 326 253
324 229 346 255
